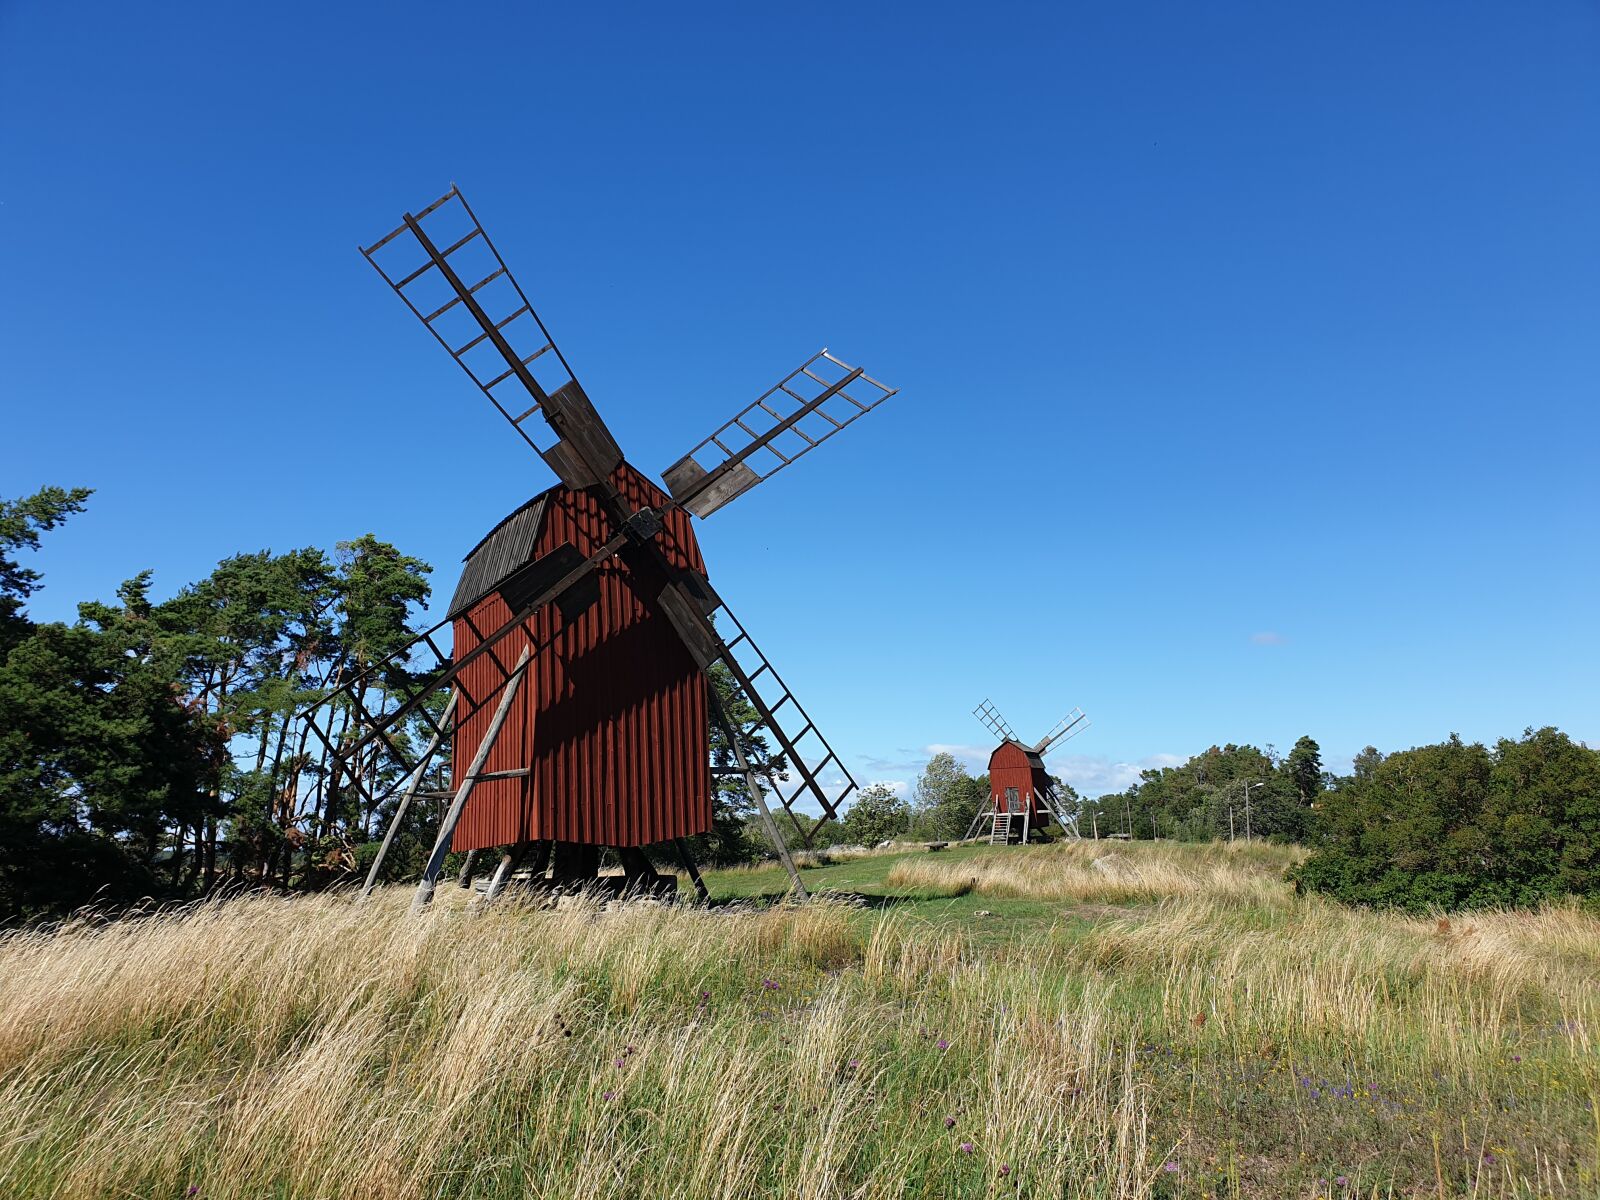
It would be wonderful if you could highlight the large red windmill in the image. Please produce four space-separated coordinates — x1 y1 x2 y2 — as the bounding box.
304 186 897 905
963 700 1089 844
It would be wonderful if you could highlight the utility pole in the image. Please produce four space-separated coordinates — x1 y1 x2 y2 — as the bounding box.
1242 780 1264 841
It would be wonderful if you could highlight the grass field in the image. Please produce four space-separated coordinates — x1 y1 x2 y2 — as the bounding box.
1 840 1596 1199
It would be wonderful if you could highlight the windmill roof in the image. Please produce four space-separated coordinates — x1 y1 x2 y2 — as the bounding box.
991 738 1047 769
446 490 555 620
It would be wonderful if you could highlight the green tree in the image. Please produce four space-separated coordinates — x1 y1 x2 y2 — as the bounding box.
0 490 220 918
909 752 987 839
1293 728 1600 911
0 486 91 650
841 783 910 846
1284 736 1324 806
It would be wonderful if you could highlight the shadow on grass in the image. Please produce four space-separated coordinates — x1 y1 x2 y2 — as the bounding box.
699 889 923 911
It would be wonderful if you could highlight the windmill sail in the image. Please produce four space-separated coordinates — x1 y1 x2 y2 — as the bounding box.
361 186 623 489
973 698 1018 744
1034 708 1089 755
662 350 896 518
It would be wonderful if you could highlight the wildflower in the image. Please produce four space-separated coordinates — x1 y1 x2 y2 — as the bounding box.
614 1059 625 1068
762 978 780 990
959 1142 974 1154
944 1116 957 1128
1162 1162 1179 1173
998 1164 1011 1177
1483 1152 1497 1165
602 1090 615 1101
1511 1055 1521 1063
188 1190 200 1198
848 1058 861 1070
700 990 710 999
936 1038 950 1050
1335 1176 1348 1187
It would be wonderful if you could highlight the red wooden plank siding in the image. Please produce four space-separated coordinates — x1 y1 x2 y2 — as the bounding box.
987 741 1054 818
449 464 711 852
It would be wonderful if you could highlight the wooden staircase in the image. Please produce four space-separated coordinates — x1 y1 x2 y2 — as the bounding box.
990 813 1014 845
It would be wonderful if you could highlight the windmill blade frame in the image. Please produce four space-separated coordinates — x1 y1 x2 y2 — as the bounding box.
662 349 897 518
698 587 860 838
973 698 1018 744
1034 708 1089 755
361 186 623 490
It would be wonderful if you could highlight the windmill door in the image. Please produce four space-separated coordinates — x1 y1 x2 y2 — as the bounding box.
1004 786 1019 814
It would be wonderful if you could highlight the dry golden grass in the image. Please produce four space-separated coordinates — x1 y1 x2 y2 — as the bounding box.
887 837 1304 905
0 843 1596 1199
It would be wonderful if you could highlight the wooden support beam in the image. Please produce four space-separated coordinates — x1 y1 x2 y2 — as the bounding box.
674 837 710 902
482 840 539 904
412 647 531 913
360 690 458 900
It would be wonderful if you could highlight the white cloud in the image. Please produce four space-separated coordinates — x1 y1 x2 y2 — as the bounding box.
1250 631 1286 646
868 779 909 799
924 742 992 766
1043 752 1186 798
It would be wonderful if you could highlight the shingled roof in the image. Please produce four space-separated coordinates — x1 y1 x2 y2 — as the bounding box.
445 492 553 620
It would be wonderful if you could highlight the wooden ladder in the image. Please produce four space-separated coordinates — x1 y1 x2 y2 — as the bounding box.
990 813 1013 845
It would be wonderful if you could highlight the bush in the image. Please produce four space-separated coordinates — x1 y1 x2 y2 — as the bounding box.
1291 727 1600 912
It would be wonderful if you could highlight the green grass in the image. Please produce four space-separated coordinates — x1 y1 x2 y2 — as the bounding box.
701 844 1097 944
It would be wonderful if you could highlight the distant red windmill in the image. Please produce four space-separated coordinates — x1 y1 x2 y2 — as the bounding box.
963 700 1088 844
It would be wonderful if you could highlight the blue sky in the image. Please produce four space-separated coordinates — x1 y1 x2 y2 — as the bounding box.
3 1 1597 801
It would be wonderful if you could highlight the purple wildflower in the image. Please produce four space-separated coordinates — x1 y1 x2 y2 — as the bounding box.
614 1059 625 1068
1483 1152 1497 1165
944 1116 957 1129
936 1038 950 1050
998 1164 1011 1177
602 1090 615 1101
1511 1055 1522 1063
762 978 780 990
848 1058 861 1070
1162 1162 1179 1173
1335 1177 1348 1187
959 1141 974 1154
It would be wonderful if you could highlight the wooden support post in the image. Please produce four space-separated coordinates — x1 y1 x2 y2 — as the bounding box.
360 690 459 900
525 839 552 882
674 837 710 902
456 848 478 888
963 799 993 844
708 689 807 902
482 841 530 904
412 647 531 914
1022 801 1032 845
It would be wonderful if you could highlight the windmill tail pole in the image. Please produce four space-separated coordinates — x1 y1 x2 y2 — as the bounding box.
411 647 531 914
